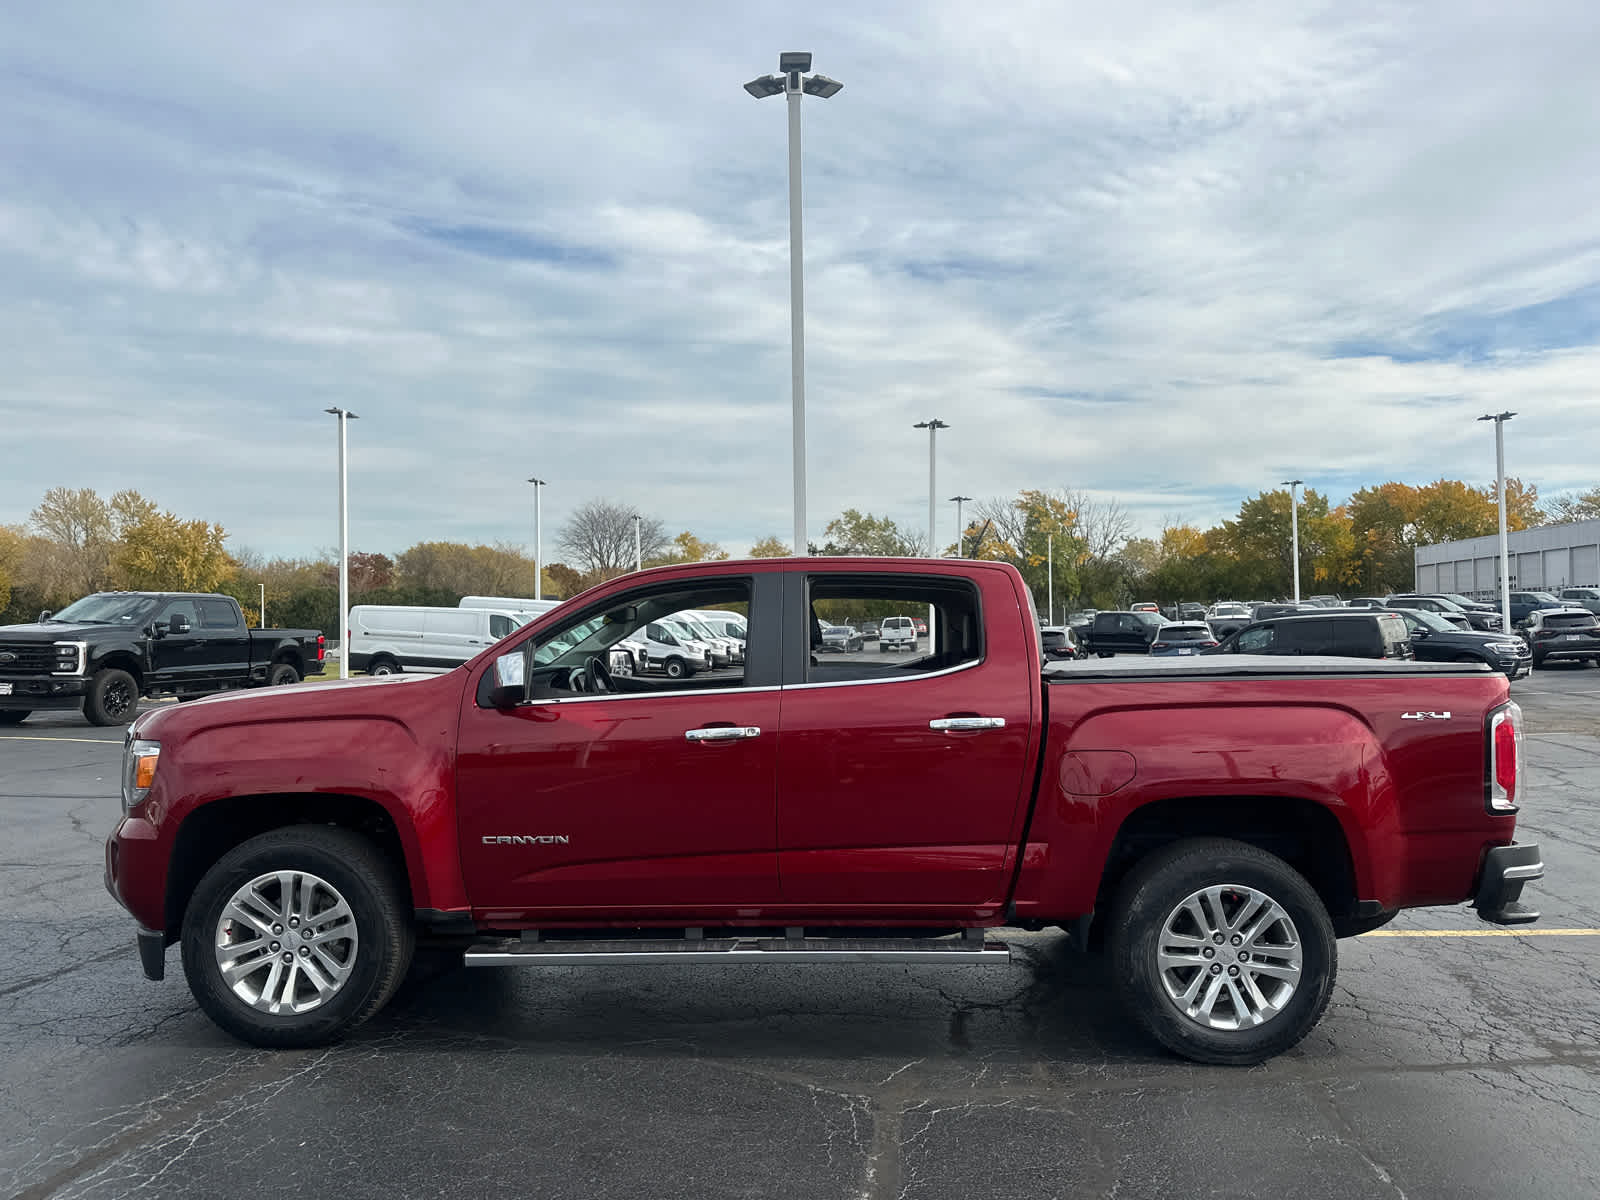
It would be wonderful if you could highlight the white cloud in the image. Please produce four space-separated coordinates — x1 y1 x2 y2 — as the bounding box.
1 0 1598 562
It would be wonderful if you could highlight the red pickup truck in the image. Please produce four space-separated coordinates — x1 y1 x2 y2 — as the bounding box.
105 557 1542 1064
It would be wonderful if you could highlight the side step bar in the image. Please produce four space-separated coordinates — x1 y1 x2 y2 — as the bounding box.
463 936 1013 968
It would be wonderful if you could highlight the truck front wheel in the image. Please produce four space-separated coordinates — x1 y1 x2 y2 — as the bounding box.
180 826 414 1048
1108 837 1336 1066
84 668 139 726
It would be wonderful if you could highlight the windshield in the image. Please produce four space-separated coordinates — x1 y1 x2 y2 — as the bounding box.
1436 594 1479 607
1532 592 1560 603
49 594 160 625
680 617 721 641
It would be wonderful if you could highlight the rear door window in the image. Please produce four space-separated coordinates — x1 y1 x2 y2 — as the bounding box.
1237 625 1276 653
489 614 516 639
1276 620 1333 654
1376 615 1411 657
197 599 240 629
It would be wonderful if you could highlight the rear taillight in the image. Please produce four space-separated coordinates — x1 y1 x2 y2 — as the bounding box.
1152 642 1167 650
317 634 326 661
1487 702 1523 812
1202 640 1217 648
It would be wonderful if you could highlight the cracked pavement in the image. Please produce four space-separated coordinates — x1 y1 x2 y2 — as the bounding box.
3 676 1599 1199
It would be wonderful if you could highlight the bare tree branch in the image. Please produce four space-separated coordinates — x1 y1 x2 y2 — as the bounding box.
557 499 669 573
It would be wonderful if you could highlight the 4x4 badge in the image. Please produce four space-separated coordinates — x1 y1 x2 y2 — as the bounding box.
1401 711 1451 720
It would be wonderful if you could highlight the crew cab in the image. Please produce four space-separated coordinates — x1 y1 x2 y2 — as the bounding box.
105 558 1541 1066
1 592 323 726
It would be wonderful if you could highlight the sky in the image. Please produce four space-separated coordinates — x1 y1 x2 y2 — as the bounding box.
2 0 1599 561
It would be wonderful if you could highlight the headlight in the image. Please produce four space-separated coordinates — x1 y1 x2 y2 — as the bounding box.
53 641 87 676
121 739 160 812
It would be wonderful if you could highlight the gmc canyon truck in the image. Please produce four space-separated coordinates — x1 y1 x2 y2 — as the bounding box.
1 591 323 726
104 558 1541 1065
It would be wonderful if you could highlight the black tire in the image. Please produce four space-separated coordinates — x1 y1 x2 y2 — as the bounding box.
664 656 688 680
180 826 414 1048
1531 651 1545 670
1097 651 1114 659
84 668 139 726
268 661 301 687
368 656 400 677
0 711 29 725
1107 837 1337 1066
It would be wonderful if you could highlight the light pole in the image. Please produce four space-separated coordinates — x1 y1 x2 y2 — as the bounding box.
745 53 843 558
949 496 972 557
1281 479 1303 603
527 477 547 601
632 514 642 572
1047 534 1054 626
1479 412 1516 634
914 419 948 556
324 407 359 678
259 583 265 630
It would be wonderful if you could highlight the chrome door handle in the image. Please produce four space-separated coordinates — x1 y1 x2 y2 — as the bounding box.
930 717 1006 732
685 726 762 742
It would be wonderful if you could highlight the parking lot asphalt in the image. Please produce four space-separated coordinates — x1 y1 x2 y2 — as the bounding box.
3 670 1599 1199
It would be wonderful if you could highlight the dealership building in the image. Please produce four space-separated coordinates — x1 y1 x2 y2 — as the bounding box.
1414 518 1600 599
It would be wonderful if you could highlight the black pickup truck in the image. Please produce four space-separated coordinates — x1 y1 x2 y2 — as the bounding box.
1076 609 1169 657
0 592 324 726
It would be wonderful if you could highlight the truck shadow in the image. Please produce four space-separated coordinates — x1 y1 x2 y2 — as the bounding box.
370 934 1166 1066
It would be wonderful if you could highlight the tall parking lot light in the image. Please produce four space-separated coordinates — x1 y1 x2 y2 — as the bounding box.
915 419 948 556
1479 412 1516 634
950 496 972 557
527 477 547 601
1282 479 1303 603
632 513 642 572
324 407 358 678
745 52 843 558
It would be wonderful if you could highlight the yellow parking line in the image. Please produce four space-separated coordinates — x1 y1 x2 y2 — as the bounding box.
0 735 122 745
1365 929 1600 937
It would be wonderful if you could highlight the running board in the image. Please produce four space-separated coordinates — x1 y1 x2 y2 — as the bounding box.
463 936 1012 967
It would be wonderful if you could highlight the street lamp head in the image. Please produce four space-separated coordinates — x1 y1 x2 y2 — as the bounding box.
914 419 950 431
743 74 784 98
324 407 359 419
1478 411 1517 422
802 75 843 98
949 495 972 503
527 477 546 486
1281 478 1302 488
778 51 813 73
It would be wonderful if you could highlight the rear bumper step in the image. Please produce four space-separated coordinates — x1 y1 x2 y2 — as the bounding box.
1475 843 1543 925
463 936 1013 967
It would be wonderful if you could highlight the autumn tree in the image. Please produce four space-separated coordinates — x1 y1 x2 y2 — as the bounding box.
29 487 114 595
0 525 23 616
747 536 791 557
558 500 668 576
112 509 235 592
1544 486 1600 524
647 531 730 567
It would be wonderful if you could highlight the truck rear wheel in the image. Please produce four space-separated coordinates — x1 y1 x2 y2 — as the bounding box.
267 661 301 687
84 668 139 726
1107 837 1336 1066
180 826 414 1048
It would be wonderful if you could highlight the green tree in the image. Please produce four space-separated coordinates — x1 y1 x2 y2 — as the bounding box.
818 510 925 556
0 524 23 616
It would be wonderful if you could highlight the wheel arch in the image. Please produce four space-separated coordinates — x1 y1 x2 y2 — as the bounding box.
164 793 420 939
1091 794 1363 934
93 652 145 691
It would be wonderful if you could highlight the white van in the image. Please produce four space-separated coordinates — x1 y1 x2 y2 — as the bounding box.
671 611 742 666
349 606 522 675
688 609 748 656
625 621 715 680
459 595 563 622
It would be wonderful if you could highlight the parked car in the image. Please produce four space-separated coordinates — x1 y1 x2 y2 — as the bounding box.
859 620 881 640
1204 603 1254 640
913 617 929 636
663 617 730 668
106 555 1541 1066
1386 594 1502 633
627 621 714 679
1250 602 1317 622
1130 602 1160 614
1521 608 1600 668
674 612 742 665
349 606 521 676
1039 626 1081 662
1066 610 1097 632
1423 593 1505 630
878 615 919 652
1556 587 1600 616
459 596 562 623
0 592 324 726
688 609 749 653
1389 608 1532 678
1343 597 1390 609
1176 602 1208 621
1509 591 1566 626
1078 610 1169 657
818 624 865 653
1209 611 1415 661
1305 594 1343 608
1149 622 1219 656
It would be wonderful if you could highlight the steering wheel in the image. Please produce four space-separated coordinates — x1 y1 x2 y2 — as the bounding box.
584 653 614 695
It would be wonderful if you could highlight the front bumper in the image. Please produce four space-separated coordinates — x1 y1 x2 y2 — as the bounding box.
1475 843 1543 925
0 674 88 709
